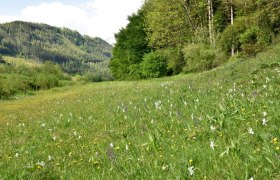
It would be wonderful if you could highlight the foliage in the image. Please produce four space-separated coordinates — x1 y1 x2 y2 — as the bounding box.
0 59 69 99
183 44 226 73
109 8 150 80
145 0 190 48
141 51 168 78
162 48 185 75
110 0 280 80
183 44 214 72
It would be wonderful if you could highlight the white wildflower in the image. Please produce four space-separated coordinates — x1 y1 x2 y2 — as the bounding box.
162 165 168 171
36 161 46 167
155 100 162 110
191 114 194 120
15 153 20 158
110 143 114 148
262 111 267 117
125 144 129 151
184 101 187 106
210 141 215 150
262 118 268 126
41 123 46 127
188 166 195 176
48 155 53 161
210 125 216 131
265 77 270 83
248 128 254 135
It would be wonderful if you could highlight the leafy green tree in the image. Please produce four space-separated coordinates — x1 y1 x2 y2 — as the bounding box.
110 8 150 79
141 51 168 78
145 0 190 49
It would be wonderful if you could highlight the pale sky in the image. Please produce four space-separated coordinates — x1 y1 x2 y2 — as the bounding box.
0 0 144 44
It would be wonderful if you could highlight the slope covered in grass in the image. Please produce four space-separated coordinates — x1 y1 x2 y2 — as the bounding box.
0 45 279 179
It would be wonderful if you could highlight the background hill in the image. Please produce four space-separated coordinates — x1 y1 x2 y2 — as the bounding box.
0 21 113 74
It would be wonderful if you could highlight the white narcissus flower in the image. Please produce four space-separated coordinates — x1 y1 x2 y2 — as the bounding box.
262 118 268 126
36 161 45 167
188 166 195 176
210 141 215 150
248 128 254 135
210 125 216 131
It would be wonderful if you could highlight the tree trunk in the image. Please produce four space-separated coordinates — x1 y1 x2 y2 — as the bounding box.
230 0 234 56
208 0 215 46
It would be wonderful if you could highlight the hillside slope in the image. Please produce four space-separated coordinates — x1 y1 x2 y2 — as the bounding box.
0 45 279 179
0 21 113 73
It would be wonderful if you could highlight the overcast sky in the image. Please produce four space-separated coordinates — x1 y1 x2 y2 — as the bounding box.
0 0 144 44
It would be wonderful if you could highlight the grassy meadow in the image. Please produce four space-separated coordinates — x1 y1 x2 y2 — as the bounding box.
0 46 279 179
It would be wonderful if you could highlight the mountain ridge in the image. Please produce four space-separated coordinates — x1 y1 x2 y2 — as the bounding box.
0 21 113 74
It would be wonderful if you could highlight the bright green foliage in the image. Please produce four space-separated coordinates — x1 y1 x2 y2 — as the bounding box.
162 48 185 75
0 59 68 99
110 9 150 80
141 51 168 78
109 0 280 80
183 44 221 73
145 0 190 48
239 26 269 56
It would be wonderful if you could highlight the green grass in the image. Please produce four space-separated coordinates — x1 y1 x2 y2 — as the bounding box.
0 46 279 179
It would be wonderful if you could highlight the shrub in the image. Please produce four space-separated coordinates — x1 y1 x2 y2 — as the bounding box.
219 18 246 55
85 72 103 82
219 16 272 57
162 48 185 75
128 64 143 80
239 26 270 56
183 44 218 73
34 73 59 90
141 51 168 78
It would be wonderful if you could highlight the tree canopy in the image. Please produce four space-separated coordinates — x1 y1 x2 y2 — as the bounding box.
110 0 280 80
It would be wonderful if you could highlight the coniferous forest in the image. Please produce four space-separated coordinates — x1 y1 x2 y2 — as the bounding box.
0 21 112 74
110 0 280 79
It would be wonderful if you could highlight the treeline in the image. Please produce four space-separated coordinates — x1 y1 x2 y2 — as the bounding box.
0 21 112 74
0 55 69 99
110 0 280 79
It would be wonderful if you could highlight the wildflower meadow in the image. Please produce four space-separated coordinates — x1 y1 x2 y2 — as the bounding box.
0 46 279 179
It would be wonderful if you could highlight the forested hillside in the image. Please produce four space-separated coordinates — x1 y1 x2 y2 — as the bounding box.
110 0 280 79
0 21 113 74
